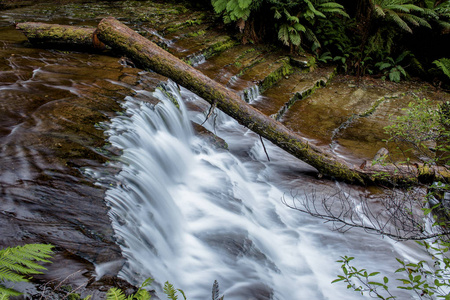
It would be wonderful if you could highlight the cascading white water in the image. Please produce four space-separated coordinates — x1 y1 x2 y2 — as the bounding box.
240 85 261 103
101 81 425 300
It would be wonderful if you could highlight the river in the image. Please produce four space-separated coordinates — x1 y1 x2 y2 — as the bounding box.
0 3 427 300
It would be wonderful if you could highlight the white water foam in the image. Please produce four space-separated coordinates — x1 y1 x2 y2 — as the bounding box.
102 81 425 300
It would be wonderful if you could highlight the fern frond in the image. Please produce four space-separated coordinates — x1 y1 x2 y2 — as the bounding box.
374 5 386 17
0 243 53 298
176 289 187 300
289 31 301 46
304 27 321 49
163 282 178 300
0 285 22 297
0 293 10 300
139 277 154 289
386 10 413 32
130 289 151 300
404 14 431 28
305 0 326 18
433 58 450 79
212 280 220 300
212 0 227 13
278 24 290 46
106 287 127 300
0 268 27 283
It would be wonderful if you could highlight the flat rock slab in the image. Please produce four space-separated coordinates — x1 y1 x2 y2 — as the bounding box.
281 75 450 162
196 44 267 86
252 66 335 118
233 53 292 93
337 84 450 161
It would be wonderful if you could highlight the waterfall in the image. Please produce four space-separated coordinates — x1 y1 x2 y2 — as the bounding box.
100 81 422 300
240 85 261 103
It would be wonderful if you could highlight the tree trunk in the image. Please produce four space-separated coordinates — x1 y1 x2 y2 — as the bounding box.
16 22 105 50
16 18 449 185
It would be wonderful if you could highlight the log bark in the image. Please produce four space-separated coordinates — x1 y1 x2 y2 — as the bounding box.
95 17 450 185
16 19 449 185
16 22 105 50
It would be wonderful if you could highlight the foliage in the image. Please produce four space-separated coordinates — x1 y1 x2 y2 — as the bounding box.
211 0 348 51
433 58 450 80
333 245 450 300
106 277 154 300
210 0 448 82
375 51 410 82
163 281 187 300
0 244 53 298
384 96 450 164
211 0 258 23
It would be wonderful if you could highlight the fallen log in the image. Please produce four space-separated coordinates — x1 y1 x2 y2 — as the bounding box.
16 22 105 50
16 19 449 185
95 17 449 185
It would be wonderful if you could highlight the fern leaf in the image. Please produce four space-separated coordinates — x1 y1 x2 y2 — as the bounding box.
305 0 326 18
176 289 187 300
374 5 386 17
289 31 301 46
433 58 450 79
273 9 281 19
386 10 413 32
106 287 127 300
0 293 9 300
212 280 221 300
293 23 306 32
0 285 22 297
130 289 151 300
139 277 154 289
319 2 349 18
163 282 178 300
212 0 227 13
0 268 27 283
389 69 401 82
278 25 290 46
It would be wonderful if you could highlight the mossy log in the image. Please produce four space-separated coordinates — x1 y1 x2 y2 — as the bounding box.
16 22 105 50
16 18 448 185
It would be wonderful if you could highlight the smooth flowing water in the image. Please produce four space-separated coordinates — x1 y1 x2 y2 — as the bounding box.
97 81 424 299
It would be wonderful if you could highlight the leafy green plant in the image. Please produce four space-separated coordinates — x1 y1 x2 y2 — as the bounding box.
433 58 450 80
163 281 187 300
271 0 348 52
212 0 348 52
384 96 449 163
0 244 53 298
333 244 450 300
106 277 154 300
375 52 411 82
212 0 257 23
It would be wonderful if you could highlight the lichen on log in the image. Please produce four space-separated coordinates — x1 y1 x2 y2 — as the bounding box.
16 22 105 50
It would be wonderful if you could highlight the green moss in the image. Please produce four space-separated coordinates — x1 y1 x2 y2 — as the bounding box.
203 37 238 59
186 29 206 37
260 57 293 92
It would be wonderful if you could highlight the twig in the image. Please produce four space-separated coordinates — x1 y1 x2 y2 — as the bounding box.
260 135 270 162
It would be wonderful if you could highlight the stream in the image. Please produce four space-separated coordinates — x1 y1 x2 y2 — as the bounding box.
0 3 428 300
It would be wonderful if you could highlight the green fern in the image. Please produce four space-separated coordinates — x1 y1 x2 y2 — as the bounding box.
106 287 128 300
433 58 450 80
211 280 225 300
0 244 53 298
106 277 153 300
